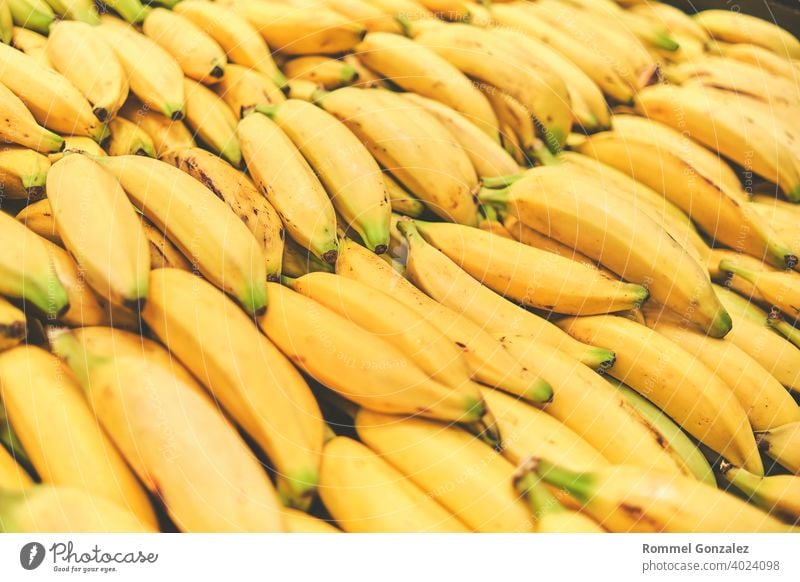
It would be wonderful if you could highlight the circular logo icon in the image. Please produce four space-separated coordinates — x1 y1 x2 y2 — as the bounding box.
20 542 46 571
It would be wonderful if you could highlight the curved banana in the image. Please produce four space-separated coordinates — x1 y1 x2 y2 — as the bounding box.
356 409 534 532
480 167 731 338
534 459 789 532
361 0 432 19
50 327 285 533
46 20 128 122
100 0 146 24
355 32 499 139
15 198 57 244
316 87 480 226
720 260 800 324
283 56 358 89
282 236 334 277
40 0 97 23
322 0 402 33
0 345 157 527
694 9 800 59
239 111 339 263
9 25 49 67
182 78 241 167
49 136 105 164
0 80 63 153
47 154 150 310
97 155 268 315
720 463 800 523
630 1 710 43
756 422 799 474
282 509 340 533
319 436 468 532
0 486 154 533
716 42 800 82
106 116 157 157
162 146 284 279
0 144 48 200
0 297 25 352
96 16 185 120
140 217 192 272
7 0 53 35
0 443 31 491
385 174 424 218
214 63 285 118
118 96 195 157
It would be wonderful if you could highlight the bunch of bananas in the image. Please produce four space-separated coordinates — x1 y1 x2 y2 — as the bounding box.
0 0 799 534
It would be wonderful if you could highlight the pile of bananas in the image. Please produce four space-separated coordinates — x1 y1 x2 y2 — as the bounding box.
0 0 799 534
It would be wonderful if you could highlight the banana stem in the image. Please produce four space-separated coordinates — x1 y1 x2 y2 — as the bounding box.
481 174 524 189
514 460 566 519
477 186 510 213
768 313 800 348
532 146 560 167
719 259 758 284
534 458 594 504
46 327 102 391
280 275 298 288
253 104 280 119
395 217 422 245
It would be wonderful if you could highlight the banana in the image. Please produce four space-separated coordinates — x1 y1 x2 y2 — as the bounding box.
118 97 195 157
214 63 285 118
282 236 334 277
0 297 25 351
356 409 535 532
694 9 800 60
143 8 227 84
411 0 469 21
96 16 185 120
0 443 31 491
100 0 147 24
362 0 432 20
513 460 605 533
0 144 48 199
182 78 241 167
577 117 797 268
140 217 192 272
259 281 488 424
259 100 390 253
46 20 128 122
756 422 800 474
480 167 732 338
282 509 340 533
716 42 800 82
48 136 106 164
636 84 800 202
106 117 157 157
720 260 800 324
162 146 284 279
283 56 357 89
323 0 403 33
342 53 385 88
47 154 150 310
609 379 716 487
50 327 285 532
232 1 366 55
0 486 154 533
41 0 97 23
533 459 789 532
385 173 425 218
97 155 268 315
476 83 540 163
401 93 518 178
408 20 572 153
239 111 339 263
558 314 763 474
174 0 286 88
315 87 480 226
7 0 53 35
0 345 157 527
355 32 499 139
630 1 710 43
409 219 649 315
10 25 49 66
0 211 68 318
751 202 800 252
720 463 800 523
319 436 468 532
15 197 58 243
0 44 103 141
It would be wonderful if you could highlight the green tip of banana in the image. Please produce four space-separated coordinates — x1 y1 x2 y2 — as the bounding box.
340 64 359 85
708 308 733 339
787 185 800 203
253 104 280 119
535 458 593 503
480 173 523 189
241 281 268 317
656 32 680 52
526 378 554 405
277 469 320 511
586 348 616 372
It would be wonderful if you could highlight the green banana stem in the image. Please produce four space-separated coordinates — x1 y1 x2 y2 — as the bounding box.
514 459 567 519
310 87 331 106
718 259 759 285
394 13 413 38
46 327 104 391
252 104 280 119
394 216 422 245
532 146 560 167
102 0 149 24
481 174 524 189
534 458 594 504
479 203 500 222
340 63 358 85
655 31 680 52
280 275 297 288
477 185 510 210
719 462 769 508
768 312 800 348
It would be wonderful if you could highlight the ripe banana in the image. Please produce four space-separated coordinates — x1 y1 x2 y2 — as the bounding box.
756 422 799 474
118 96 195 157
362 0 432 19
0 486 154 533
162 146 284 279
100 0 146 24
342 53 385 88
282 509 340 533
232 1 366 55
182 77 241 167
239 111 339 263
534 459 789 532
385 174 425 218
0 144 48 200
50 327 285 533
15 198 57 243
356 409 534 532
336 238 566 397
716 42 800 82
0 297 25 351
97 155 268 315
41 0 97 23
316 87 480 226
0 80 62 152
0 443 31 491
106 116 157 157
283 56 357 89
259 281 488 424
214 63 285 118
322 0 402 33
0 345 157 527
10 25 50 67
694 9 800 59
174 0 286 88
409 219 649 315
319 436 468 532
480 167 732 338
720 260 800 324
0 43 103 140
47 154 150 310
558 314 763 474
630 1 710 43
49 136 105 163
46 20 128 122
282 236 334 277
140 217 192 272
720 463 799 523
0 210 68 318
355 32 499 139
96 16 185 120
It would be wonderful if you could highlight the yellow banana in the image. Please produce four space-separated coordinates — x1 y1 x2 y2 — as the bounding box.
15 197 58 243
476 83 541 163
213 63 285 118
0 79 63 153
46 20 128 122
239 111 339 263
385 173 425 218
558 314 763 474
716 42 800 82
283 55 358 89
182 77 241 167
40 0 98 23
534 459 789 532
342 53 385 88
319 436 468 532
412 0 469 20
720 260 800 324
106 116 157 157
174 0 286 88
140 217 192 272
0 443 31 491
694 9 800 59
756 422 800 474
322 0 403 33
0 486 154 533
10 25 50 67
0 297 25 352
480 167 732 338
720 463 800 523
356 409 535 532
282 236 334 277
316 87 480 225
96 16 185 120
142 268 324 508
361 0 432 19
47 154 150 310
118 96 195 157
49 135 106 163
0 144 48 200
162 146 284 279
0 345 157 527
630 1 710 43
97 155 268 315
50 327 285 532
355 32 499 139
282 509 340 533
